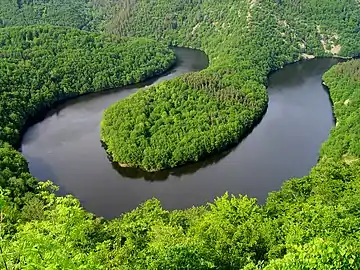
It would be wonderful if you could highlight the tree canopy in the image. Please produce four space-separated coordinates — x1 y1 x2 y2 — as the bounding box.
0 0 95 29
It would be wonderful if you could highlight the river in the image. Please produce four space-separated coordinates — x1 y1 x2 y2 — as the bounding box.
21 48 339 218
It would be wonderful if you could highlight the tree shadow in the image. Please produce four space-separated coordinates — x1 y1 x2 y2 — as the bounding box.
110 148 231 181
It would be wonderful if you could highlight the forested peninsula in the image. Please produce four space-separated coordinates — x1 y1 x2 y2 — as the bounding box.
1 0 360 269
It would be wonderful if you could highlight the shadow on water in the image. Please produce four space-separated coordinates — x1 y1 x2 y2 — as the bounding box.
111 149 232 181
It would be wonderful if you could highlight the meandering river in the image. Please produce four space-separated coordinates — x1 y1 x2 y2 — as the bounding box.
21 48 339 218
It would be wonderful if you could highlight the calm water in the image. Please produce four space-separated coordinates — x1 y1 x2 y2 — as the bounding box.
21 48 339 218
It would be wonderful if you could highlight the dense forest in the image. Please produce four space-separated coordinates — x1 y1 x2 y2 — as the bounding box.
1 0 360 269
0 0 94 29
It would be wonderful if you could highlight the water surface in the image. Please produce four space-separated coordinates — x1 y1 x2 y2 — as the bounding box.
22 49 338 218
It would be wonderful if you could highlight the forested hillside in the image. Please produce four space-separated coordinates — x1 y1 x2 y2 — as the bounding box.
0 0 95 29
1 0 360 269
107 0 360 57
0 0 136 31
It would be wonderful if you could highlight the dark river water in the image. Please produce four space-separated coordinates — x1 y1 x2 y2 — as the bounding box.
21 48 339 218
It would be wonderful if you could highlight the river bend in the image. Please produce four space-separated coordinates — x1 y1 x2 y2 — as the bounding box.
22 48 339 218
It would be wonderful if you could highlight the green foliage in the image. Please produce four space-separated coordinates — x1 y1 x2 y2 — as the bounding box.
264 238 360 270
3 196 105 269
0 145 37 207
0 0 95 30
